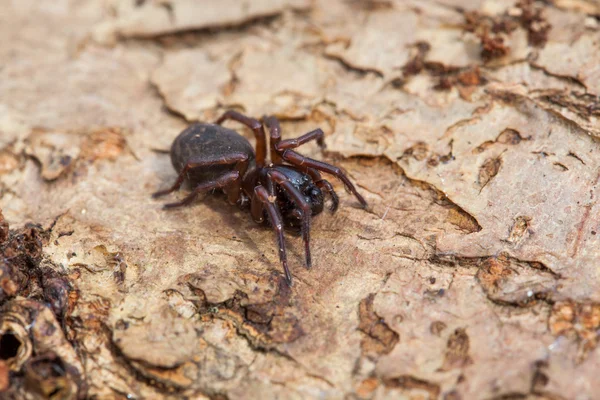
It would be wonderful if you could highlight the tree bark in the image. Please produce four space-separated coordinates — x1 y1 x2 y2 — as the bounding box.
1 1 599 399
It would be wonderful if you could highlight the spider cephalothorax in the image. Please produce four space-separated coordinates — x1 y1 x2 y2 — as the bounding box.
153 111 367 285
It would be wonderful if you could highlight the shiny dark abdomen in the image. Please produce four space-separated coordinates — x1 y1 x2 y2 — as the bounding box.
170 123 256 187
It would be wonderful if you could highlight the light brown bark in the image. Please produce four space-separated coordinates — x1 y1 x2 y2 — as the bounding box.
1 1 599 399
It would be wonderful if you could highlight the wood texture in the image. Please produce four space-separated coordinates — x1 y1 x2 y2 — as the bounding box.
1 1 599 399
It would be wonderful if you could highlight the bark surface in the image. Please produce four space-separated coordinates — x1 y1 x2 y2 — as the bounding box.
1 1 599 399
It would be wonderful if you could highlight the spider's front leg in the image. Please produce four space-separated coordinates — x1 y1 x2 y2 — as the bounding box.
281 150 368 209
262 116 348 210
263 115 326 163
266 169 313 269
275 128 325 151
251 185 293 286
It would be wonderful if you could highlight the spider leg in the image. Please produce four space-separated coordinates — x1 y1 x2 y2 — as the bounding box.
274 128 325 151
153 153 249 204
281 150 368 208
262 115 283 164
215 110 267 167
264 115 326 162
262 116 346 210
267 169 313 269
163 171 240 209
251 185 292 286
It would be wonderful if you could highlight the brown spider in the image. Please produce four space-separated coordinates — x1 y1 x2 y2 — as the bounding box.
153 111 367 285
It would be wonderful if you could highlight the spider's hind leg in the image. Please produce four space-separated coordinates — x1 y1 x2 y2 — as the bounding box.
163 171 240 209
153 152 249 205
215 110 267 167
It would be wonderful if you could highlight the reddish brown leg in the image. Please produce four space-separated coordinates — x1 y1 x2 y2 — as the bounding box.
263 118 341 210
163 171 240 209
275 128 325 151
263 115 283 164
153 153 248 204
215 111 267 167
281 150 367 208
267 170 313 269
251 185 292 285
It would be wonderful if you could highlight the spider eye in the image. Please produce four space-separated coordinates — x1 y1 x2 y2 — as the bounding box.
291 209 303 220
309 188 321 198
307 186 324 215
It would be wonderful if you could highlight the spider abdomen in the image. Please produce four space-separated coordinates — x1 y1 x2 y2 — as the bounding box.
170 123 256 187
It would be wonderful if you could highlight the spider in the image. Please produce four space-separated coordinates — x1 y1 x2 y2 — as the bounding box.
153 111 367 285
